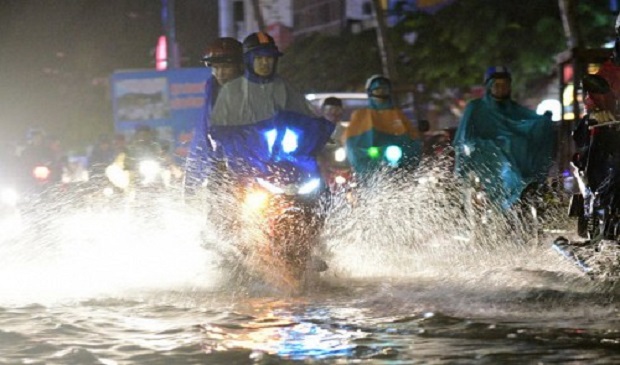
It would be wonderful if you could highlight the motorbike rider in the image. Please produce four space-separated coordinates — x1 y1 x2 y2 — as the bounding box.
453 66 554 211
19 129 64 186
343 75 422 176
184 37 244 195
210 31 315 127
106 125 165 192
89 134 116 179
569 16 620 240
206 32 332 273
321 97 346 142
316 97 354 192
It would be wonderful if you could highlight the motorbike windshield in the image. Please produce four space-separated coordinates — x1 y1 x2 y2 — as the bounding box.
209 111 335 177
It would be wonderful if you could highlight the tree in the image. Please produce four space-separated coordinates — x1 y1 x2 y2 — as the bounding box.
279 31 383 92
279 0 613 99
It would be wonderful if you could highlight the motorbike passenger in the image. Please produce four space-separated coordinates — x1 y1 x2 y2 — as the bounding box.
453 66 554 211
184 37 244 196
210 31 315 128
342 75 422 176
206 32 333 276
208 31 322 184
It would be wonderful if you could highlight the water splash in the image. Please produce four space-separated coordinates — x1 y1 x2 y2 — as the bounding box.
320 151 586 288
0 153 603 305
0 191 219 304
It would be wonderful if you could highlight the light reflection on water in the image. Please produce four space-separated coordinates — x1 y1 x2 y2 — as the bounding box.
0 156 618 364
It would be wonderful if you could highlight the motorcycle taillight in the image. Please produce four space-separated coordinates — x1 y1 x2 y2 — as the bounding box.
33 165 51 180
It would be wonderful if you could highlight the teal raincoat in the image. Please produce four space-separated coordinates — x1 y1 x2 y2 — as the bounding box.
453 85 554 210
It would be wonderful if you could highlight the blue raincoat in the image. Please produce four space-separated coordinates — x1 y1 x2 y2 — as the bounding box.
184 76 220 194
453 87 554 210
208 111 335 180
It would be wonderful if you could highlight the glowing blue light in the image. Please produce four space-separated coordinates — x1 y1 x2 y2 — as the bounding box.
281 128 299 153
264 128 277 153
384 145 403 165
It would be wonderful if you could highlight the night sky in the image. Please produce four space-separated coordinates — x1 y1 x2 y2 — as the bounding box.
0 0 218 147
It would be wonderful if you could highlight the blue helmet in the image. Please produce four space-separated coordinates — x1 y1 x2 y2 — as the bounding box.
484 66 511 84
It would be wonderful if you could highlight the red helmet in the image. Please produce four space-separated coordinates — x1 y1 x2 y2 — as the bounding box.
202 37 243 66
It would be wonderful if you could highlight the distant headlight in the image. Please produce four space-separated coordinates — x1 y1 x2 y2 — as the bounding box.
1 188 19 206
33 165 51 180
139 160 160 181
334 147 347 162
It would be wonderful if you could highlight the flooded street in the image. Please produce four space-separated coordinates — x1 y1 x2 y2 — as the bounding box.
1 172 619 364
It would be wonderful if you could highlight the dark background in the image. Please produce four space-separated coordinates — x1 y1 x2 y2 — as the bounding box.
0 0 218 149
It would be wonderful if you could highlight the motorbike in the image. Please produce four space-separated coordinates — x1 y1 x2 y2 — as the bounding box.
319 142 354 194
105 151 172 204
552 74 620 281
208 111 334 290
238 164 328 287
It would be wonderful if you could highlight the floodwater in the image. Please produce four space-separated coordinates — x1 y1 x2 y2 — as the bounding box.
0 165 618 365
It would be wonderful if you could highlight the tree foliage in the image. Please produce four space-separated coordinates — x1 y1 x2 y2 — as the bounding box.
279 30 383 93
280 0 614 99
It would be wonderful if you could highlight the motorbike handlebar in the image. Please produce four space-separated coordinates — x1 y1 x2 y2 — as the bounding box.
588 120 620 130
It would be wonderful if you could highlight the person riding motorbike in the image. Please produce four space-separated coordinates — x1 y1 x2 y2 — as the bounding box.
206 32 333 279
453 66 554 212
19 129 63 193
106 125 167 194
550 14 620 281
568 17 620 241
210 31 315 128
316 97 353 193
342 75 422 177
184 37 244 196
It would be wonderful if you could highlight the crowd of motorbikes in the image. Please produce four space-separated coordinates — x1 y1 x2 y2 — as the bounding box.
3 88 620 288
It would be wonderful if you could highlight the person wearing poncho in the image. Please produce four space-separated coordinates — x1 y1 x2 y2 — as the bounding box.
453 66 554 210
343 75 422 176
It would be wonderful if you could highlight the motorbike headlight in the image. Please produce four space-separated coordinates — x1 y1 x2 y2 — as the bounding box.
334 147 347 162
298 178 321 195
244 190 269 212
33 165 51 180
139 160 160 180
384 145 403 165
334 175 347 185
1 188 19 206
257 177 285 194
